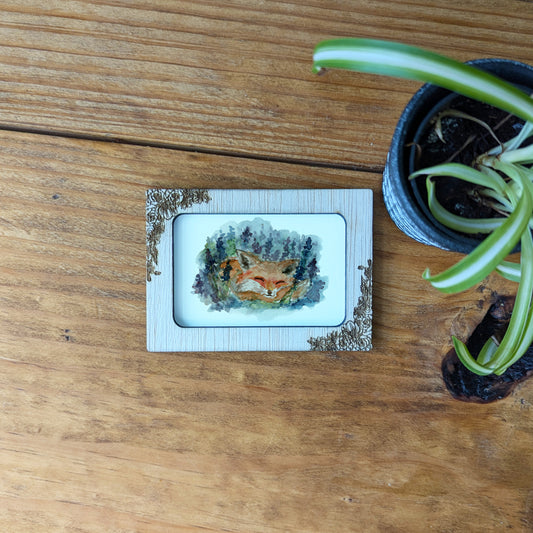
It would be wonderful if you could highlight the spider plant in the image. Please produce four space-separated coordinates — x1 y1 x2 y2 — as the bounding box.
313 38 533 376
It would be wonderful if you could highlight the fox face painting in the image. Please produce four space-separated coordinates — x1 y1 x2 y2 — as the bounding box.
220 250 311 303
192 218 326 312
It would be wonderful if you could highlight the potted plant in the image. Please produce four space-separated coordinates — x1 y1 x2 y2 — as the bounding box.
312 38 533 380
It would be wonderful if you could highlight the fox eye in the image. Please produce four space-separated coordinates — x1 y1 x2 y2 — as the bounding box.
254 276 265 282
275 280 286 286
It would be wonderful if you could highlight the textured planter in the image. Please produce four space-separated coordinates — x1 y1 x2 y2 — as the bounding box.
382 58 533 253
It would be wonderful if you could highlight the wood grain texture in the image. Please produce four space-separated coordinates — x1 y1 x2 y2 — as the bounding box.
0 1 532 168
1 130 532 532
2 2 533 531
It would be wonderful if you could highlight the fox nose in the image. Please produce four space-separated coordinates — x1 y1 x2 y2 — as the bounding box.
266 289 273 296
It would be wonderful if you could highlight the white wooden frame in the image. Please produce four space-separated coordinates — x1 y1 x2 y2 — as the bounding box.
146 189 372 352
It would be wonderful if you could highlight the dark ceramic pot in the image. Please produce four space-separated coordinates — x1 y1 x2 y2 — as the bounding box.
382 58 533 253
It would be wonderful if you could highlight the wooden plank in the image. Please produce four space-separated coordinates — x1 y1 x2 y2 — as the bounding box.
0 1 532 167
0 130 532 531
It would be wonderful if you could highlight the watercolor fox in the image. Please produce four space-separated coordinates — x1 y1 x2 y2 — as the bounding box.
219 249 310 303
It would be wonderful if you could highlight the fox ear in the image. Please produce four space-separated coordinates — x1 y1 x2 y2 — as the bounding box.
236 249 259 270
281 259 298 276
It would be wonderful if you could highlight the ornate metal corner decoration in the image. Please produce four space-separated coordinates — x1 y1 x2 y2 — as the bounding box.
146 188 211 281
307 259 372 351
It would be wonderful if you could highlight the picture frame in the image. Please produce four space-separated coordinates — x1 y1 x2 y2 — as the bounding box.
146 189 372 352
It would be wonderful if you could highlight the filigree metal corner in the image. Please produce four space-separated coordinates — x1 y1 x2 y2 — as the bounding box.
146 188 211 281
307 259 372 351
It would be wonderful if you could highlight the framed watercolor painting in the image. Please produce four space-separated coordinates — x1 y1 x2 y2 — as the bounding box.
146 189 372 352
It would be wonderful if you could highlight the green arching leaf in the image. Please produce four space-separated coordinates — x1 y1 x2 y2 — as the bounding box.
489 228 533 374
433 160 533 374
477 188 513 214
454 225 533 375
499 144 533 165
312 38 533 123
423 176 532 293
497 304 533 375
493 121 533 153
479 165 508 184
452 337 494 375
484 155 531 188
496 260 521 282
410 162 508 195
493 302 533 376
477 337 499 366
425 178 506 234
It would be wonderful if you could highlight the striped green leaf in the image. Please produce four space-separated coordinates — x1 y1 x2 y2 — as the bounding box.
410 162 507 195
452 337 494 376
489 228 533 374
476 338 499 366
312 38 533 123
425 178 506 234
454 205 533 375
496 261 521 282
422 174 532 293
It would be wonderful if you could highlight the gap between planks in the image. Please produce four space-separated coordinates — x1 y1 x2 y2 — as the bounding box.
0 124 385 175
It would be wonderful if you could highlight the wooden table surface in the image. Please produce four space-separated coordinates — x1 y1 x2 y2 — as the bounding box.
1 2 533 531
